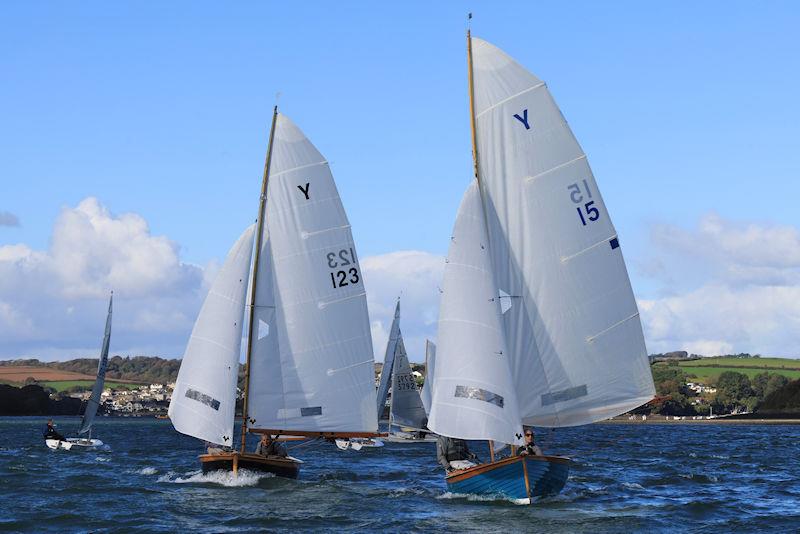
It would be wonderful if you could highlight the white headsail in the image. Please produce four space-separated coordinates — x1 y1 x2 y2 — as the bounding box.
79 293 113 435
169 225 255 446
428 180 524 446
420 339 436 416
389 335 428 430
247 113 377 434
471 37 655 427
376 300 402 419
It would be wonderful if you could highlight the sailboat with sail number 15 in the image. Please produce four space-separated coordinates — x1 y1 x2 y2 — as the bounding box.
168 107 381 478
427 27 656 503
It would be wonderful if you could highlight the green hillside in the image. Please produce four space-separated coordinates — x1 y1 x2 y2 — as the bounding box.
40 380 143 392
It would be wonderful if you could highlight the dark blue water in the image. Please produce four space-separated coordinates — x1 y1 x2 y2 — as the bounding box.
1 417 798 533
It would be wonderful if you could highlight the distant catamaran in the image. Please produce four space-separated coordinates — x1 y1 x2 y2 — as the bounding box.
168 107 380 478
46 293 113 451
427 28 656 503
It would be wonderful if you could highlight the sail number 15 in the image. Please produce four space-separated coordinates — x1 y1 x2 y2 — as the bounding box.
567 180 600 226
327 248 360 288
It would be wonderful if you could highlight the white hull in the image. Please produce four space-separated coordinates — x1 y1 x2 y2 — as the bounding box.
45 438 103 450
335 438 384 451
382 433 437 444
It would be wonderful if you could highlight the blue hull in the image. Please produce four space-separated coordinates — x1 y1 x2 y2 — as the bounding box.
446 455 569 503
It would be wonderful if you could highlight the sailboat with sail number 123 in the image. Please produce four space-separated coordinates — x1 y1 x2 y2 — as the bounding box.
168 106 382 478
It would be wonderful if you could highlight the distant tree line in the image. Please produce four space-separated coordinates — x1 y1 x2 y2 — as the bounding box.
1 356 182 384
649 365 793 416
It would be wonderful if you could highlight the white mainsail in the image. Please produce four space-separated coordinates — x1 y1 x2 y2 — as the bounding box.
420 339 436 416
376 300 402 419
428 180 524 446
247 113 377 434
471 37 655 427
389 335 428 430
79 293 113 435
169 225 255 446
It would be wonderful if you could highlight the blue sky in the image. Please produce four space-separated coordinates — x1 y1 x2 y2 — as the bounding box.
2 2 799 360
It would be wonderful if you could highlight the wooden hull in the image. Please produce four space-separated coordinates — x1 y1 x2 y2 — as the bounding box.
445 455 570 503
199 452 302 480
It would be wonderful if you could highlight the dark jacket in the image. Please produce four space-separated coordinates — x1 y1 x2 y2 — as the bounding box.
255 440 287 458
436 436 476 469
43 425 65 441
517 443 543 456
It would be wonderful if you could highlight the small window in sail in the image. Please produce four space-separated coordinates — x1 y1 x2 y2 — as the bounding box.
454 385 504 408
300 406 322 417
185 388 221 411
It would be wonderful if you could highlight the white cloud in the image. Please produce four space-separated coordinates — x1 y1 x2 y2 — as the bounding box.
0 198 205 360
362 251 444 362
639 213 800 357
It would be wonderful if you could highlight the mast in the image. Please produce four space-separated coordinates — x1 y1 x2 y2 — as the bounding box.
467 23 480 185
239 105 279 453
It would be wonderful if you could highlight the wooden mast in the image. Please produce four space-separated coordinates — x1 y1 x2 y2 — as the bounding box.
239 105 279 454
468 15 500 463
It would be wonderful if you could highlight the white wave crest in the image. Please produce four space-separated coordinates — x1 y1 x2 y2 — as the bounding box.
137 467 158 475
94 456 110 462
622 482 644 490
437 491 529 506
158 469 273 487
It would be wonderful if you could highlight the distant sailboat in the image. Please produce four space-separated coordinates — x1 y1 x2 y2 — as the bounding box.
378 301 435 444
427 30 655 503
46 293 112 451
169 107 380 478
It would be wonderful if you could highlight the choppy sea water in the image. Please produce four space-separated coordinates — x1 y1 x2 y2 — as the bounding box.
0 417 798 533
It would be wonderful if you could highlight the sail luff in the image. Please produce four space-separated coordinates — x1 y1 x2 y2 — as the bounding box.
79 292 112 435
240 105 279 452
420 339 436 416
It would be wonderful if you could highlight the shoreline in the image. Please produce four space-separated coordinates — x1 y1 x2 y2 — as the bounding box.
600 416 800 425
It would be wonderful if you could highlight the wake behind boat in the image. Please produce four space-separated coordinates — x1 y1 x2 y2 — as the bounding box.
44 293 113 451
168 106 381 479
427 28 655 503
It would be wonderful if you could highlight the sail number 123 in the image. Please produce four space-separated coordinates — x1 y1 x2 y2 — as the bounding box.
327 248 360 288
567 179 600 226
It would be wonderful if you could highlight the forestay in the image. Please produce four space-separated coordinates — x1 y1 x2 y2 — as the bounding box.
389 335 428 430
376 300 402 419
471 37 655 427
247 113 377 434
428 180 523 446
79 293 113 435
420 340 436 416
169 226 255 446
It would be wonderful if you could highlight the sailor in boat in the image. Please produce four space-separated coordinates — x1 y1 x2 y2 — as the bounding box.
436 435 479 472
517 428 543 457
255 434 287 458
43 420 66 442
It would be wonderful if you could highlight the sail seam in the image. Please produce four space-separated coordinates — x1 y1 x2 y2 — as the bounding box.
327 358 374 375
269 160 328 178
475 82 546 118
525 154 587 184
561 235 618 263
302 225 351 239
586 312 640 343
318 291 366 309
